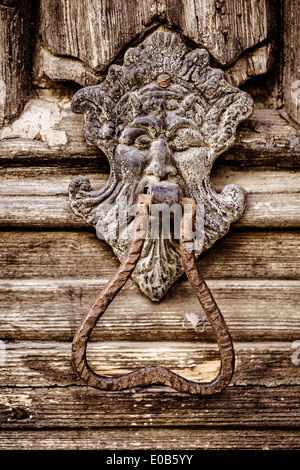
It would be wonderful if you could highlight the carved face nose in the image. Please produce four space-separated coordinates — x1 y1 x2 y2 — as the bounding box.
145 138 176 180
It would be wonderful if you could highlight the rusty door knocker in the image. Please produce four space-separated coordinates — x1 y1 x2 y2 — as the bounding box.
68 31 253 395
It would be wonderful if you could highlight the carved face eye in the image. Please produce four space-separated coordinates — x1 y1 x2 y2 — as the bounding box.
134 135 152 150
169 127 204 152
169 136 189 152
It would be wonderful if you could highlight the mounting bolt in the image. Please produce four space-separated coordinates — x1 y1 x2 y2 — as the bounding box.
157 73 171 88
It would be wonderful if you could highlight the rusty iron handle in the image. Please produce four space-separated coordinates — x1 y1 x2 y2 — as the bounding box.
71 194 235 395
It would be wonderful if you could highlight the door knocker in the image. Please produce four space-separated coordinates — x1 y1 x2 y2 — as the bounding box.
68 31 253 395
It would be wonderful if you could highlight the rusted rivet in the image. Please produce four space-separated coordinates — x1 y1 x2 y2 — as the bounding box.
157 73 171 88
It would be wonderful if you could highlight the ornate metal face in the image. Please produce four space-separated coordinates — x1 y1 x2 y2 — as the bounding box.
69 30 253 301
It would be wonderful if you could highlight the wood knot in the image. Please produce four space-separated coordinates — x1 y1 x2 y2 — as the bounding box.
157 73 171 88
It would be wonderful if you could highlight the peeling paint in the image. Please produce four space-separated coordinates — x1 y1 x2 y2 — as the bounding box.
0 99 68 147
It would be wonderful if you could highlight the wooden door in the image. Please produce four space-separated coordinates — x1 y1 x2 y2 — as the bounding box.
0 0 299 450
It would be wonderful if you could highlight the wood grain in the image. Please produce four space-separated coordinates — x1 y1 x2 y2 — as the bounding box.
283 0 300 125
34 47 101 87
0 1 31 126
225 44 271 87
39 0 271 70
0 340 298 388
39 0 157 71
1 230 298 281
0 385 299 428
0 428 299 450
0 279 299 342
166 0 272 66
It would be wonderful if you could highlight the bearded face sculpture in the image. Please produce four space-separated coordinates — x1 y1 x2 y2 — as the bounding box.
69 31 253 301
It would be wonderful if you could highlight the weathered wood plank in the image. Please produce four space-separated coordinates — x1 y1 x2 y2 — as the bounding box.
1 167 299 196
283 0 300 126
236 193 300 228
166 0 272 66
0 341 298 388
1 193 299 228
0 103 299 166
0 279 299 342
0 1 31 126
0 230 298 281
34 47 101 88
0 428 299 450
39 1 271 70
39 0 157 72
225 44 271 87
0 167 109 195
226 108 300 167
1 167 299 228
0 385 299 428
0 99 98 161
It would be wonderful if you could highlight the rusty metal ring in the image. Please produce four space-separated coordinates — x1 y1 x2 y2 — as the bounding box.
71 194 235 395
